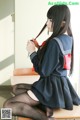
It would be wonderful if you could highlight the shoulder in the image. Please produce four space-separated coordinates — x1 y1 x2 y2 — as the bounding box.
48 38 60 48
50 35 72 51
58 35 72 51
46 38 61 54
47 37 62 53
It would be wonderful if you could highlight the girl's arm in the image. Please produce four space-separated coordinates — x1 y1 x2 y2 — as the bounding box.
30 40 60 77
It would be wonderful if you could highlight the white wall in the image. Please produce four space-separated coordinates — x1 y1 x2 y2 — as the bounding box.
15 0 50 68
69 4 80 95
0 0 14 20
0 0 14 85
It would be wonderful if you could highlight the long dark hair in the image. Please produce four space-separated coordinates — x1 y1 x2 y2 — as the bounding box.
35 5 74 75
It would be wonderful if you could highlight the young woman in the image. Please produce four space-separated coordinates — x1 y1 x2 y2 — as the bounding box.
3 5 80 120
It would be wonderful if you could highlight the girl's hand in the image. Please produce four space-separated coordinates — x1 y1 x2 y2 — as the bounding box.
31 39 39 48
26 40 36 55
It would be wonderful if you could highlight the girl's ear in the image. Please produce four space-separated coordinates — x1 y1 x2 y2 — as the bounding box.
61 21 66 27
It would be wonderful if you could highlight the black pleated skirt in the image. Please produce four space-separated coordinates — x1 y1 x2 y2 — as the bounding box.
31 75 80 110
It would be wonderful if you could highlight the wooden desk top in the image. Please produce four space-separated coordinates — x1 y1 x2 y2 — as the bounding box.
13 68 38 76
53 105 80 118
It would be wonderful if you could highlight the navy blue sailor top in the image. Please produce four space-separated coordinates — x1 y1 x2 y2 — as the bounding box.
30 34 72 77
30 34 80 110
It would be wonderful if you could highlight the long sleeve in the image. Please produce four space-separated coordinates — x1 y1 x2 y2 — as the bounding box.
30 51 41 74
30 40 60 77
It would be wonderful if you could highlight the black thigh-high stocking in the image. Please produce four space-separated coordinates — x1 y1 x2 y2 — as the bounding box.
4 102 47 120
3 93 48 120
12 83 32 95
46 107 54 117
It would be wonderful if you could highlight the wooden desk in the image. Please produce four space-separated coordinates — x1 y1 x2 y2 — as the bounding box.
53 105 80 119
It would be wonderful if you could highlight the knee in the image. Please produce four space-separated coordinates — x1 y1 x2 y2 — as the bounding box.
12 85 18 94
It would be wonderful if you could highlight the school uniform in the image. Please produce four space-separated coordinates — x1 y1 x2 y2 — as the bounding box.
30 34 80 110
